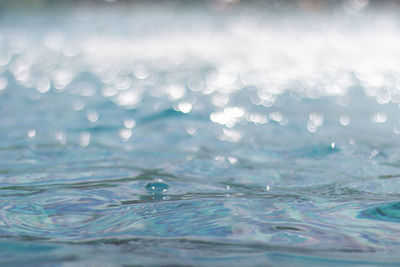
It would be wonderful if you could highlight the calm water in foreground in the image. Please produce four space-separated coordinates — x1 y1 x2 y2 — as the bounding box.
1 2 400 266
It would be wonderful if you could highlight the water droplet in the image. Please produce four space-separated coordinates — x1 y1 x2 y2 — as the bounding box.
145 181 169 193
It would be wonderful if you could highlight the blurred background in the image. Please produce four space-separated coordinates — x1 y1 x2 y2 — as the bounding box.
1 0 400 10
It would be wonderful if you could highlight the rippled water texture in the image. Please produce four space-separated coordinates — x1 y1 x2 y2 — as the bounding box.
1 1 400 266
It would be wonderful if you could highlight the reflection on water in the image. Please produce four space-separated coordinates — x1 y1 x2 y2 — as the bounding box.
1 1 400 265
360 202 400 222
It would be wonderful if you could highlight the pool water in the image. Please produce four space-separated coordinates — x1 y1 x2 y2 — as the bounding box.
1 2 400 266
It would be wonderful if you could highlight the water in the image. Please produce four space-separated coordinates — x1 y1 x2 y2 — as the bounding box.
1 2 400 265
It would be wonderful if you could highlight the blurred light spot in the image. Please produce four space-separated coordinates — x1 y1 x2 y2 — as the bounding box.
44 32 64 51
369 149 379 160
224 107 245 118
247 113 268 124
394 123 400 135
208 71 237 93
227 156 238 164
269 112 283 122
0 52 11 66
221 128 242 142
53 70 74 90
87 111 99 123
372 112 387 123
115 90 142 107
346 0 369 13
186 126 198 136
212 93 230 107
307 112 324 133
80 132 91 147
123 119 136 129
340 115 350 126
177 102 192 113
119 128 132 140
55 131 67 145
115 76 131 91
210 106 245 128
9 59 26 76
325 84 348 96
63 45 81 57
0 76 7 91
36 78 50 93
102 86 118 97
377 91 391 105
331 142 336 149
27 129 36 138
202 86 215 95
364 87 378 97
258 91 276 106
167 84 185 100
133 65 149 80
72 100 85 111
309 112 324 126
250 94 263 106
307 121 317 133
80 83 97 96
214 155 225 161
187 80 204 92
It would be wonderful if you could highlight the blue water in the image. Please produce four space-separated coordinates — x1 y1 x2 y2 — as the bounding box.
1 2 400 266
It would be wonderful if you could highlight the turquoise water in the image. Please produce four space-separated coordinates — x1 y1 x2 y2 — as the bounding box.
1 3 400 266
